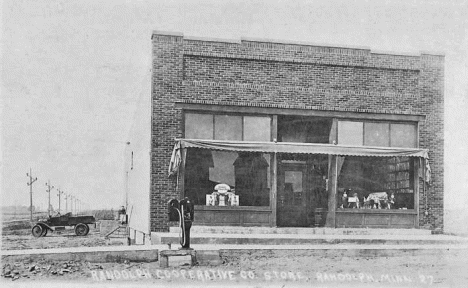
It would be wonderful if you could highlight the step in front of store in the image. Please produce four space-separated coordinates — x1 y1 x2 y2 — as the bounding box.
156 227 467 246
172 226 433 235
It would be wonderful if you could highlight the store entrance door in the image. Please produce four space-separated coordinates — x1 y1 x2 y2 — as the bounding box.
277 161 309 227
277 155 329 227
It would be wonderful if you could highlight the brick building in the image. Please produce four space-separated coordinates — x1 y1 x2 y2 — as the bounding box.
128 30 444 238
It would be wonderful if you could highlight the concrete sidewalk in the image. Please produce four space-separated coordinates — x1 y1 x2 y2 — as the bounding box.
159 232 468 241
1 245 166 263
156 231 468 245
2 241 468 264
179 226 435 235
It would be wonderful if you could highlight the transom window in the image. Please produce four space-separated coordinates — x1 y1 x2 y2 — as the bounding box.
184 113 271 142
338 121 417 148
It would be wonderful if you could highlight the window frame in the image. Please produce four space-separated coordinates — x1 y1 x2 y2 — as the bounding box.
183 148 272 207
337 119 418 148
389 122 418 148
335 156 418 211
183 110 273 142
180 106 422 217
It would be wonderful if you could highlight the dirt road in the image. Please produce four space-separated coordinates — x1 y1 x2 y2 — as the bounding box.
3 222 468 287
1 230 124 251
2 248 468 287
1 220 125 250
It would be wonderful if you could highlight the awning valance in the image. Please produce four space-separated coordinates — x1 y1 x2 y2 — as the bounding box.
175 138 429 159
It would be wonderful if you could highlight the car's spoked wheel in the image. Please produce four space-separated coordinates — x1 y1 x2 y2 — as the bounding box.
31 225 43 237
40 228 48 237
75 223 89 236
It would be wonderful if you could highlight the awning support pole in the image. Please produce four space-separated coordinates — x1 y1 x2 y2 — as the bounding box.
325 155 337 227
271 152 277 227
423 158 428 217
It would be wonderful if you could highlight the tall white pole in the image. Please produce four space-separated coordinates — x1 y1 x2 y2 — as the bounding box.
26 168 38 222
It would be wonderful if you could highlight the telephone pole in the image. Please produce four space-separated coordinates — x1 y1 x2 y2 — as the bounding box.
65 193 68 213
45 180 54 216
70 195 74 214
125 171 129 212
57 189 64 214
26 168 38 222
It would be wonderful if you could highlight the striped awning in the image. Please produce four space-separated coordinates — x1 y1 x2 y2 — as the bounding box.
175 138 429 159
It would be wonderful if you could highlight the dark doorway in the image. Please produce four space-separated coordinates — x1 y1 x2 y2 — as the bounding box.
277 154 328 227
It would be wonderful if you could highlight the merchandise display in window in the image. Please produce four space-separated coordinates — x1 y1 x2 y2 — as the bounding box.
337 156 415 210
179 111 427 228
184 149 270 206
206 184 239 206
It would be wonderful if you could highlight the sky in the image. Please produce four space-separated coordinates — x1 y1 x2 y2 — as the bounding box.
1 0 467 213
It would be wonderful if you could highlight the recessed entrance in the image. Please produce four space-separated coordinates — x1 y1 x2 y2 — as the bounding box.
277 154 328 227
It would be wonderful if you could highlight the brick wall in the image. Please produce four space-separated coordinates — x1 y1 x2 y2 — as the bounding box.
418 55 444 231
183 56 420 93
151 32 444 232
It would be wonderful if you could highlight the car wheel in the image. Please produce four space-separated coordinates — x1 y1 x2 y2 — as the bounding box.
31 224 43 237
40 227 48 237
75 223 89 236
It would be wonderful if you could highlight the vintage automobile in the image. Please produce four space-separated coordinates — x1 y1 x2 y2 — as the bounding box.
31 212 96 237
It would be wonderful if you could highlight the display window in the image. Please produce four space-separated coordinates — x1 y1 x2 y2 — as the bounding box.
336 156 415 210
181 110 423 223
184 149 271 207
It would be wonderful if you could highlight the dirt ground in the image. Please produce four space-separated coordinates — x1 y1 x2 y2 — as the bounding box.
2 247 468 287
1 229 124 251
2 221 468 287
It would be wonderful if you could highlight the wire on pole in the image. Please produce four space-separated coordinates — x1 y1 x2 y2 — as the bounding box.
26 168 38 222
45 180 54 217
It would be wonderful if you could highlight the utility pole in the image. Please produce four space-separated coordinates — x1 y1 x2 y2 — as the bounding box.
70 195 74 214
125 171 129 212
65 193 68 213
45 180 54 217
68 195 71 214
26 168 38 222
57 189 64 214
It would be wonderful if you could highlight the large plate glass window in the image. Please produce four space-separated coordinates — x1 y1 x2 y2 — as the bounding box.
183 112 273 207
184 149 271 206
336 156 415 210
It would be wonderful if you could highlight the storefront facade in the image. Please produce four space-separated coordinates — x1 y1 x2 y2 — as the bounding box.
151 31 444 232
